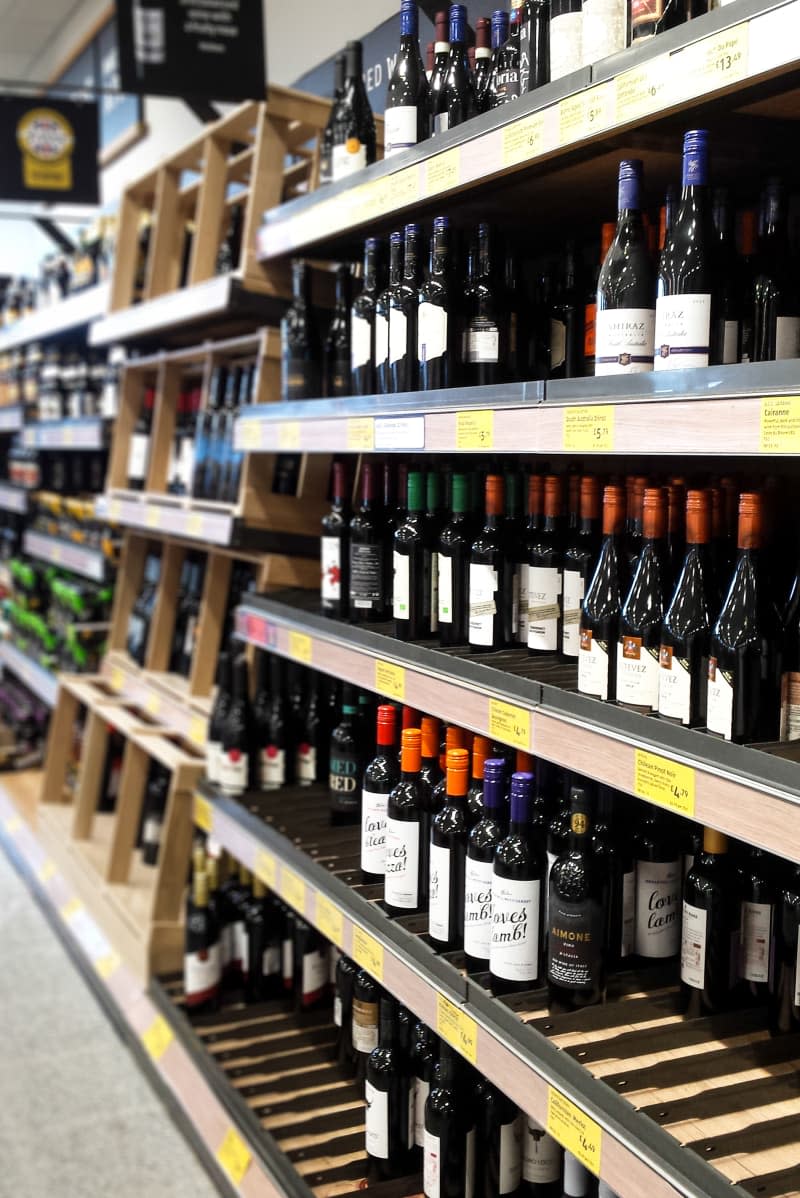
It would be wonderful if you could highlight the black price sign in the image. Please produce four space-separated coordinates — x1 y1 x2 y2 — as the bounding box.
0 97 99 204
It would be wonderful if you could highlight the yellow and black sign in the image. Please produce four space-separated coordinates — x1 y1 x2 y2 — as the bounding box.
0 97 98 203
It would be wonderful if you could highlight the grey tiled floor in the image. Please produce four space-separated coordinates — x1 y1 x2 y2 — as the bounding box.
0 846 220 1198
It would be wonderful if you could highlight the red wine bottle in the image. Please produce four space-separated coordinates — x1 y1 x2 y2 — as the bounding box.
465 223 506 385
351 239 383 396
384 0 431 157
323 264 352 397
331 40 376 181
375 233 403 395
465 757 506 973
521 1117 562 1197
281 259 321 400
349 461 387 622
780 559 800 742
562 476 600 660
474 1077 523 1198
394 470 429 640
633 809 681 964
361 705 400 884
411 1020 438 1154
321 460 350 619
769 865 800 1033
429 747 470 951
490 771 543 995
680 827 737 1016
245 878 281 1002
335 953 359 1072
219 654 252 796
527 475 564 656
428 10 450 131
578 485 627 702
473 16 493 103
438 472 471 647
617 487 668 714
433 3 477 133
386 728 425 915
390 223 423 393
366 994 414 1178
184 870 221 1012
424 1043 475 1198
469 474 514 651
752 178 800 362
418 216 455 390
330 686 363 825
352 966 380 1079
737 845 777 1004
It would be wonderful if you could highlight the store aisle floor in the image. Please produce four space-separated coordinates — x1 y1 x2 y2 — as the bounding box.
0 846 220 1198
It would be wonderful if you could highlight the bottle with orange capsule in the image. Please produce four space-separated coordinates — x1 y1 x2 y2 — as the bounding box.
466 734 492 827
385 728 425 916
429 747 470 951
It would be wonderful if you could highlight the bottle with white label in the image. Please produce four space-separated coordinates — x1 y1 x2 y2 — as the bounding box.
491 771 543 996
244 877 281 1003
418 216 455 389
335 954 359 1072
331 40 376 182
474 1078 523 1197
365 994 414 1179
578 485 628 703
438 472 471 648
681 827 737 1017
375 233 403 395
752 177 800 362
321 459 350 619
562 477 601 660
389 222 423 393
361 705 400 884
294 918 329 1011
384 0 431 158
563 1153 591 1198
521 1117 562 1196
183 870 221 1012
219 654 252 796
394 470 430 640
519 475 542 649
352 967 380 1080
469 474 515 651
549 0 582 81
411 1021 438 1155
769 864 800 1034
351 238 384 395
465 223 505 386
385 728 425 915
527 475 564 656
463 755 504 971
633 811 682 963
738 846 776 1002
429 747 470 950
617 487 668 715
780 561 800 743
710 187 740 366
424 1043 474 1198
655 129 715 371
423 471 444 639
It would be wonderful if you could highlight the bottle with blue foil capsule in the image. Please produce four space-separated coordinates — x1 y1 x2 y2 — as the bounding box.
385 0 431 156
484 10 513 111
595 159 656 376
389 223 423 393
464 758 507 973
490 771 544 996
351 238 384 396
434 4 477 133
418 217 455 390
375 233 403 395
654 130 716 371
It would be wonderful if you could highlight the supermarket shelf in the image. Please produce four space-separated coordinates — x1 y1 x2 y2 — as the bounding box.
22 417 109 451
0 283 109 352
0 788 299 1198
0 405 24 433
0 482 28 514
235 362 800 457
257 0 798 258
0 641 58 706
235 591 800 869
96 492 236 547
23 530 111 583
99 649 209 750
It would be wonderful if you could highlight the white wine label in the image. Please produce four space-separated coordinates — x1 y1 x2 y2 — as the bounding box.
706 657 734 739
527 565 561 652
419 302 448 363
467 323 500 363
561 568 583 656
621 867 635 957
517 562 530 645
332 140 367 180
428 842 451 943
500 1115 523 1195
617 637 660 709
302 948 328 999
321 536 342 601
365 1081 389 1158
296 744 316 785
374 312 389 368
143 816 162 846
740 900 773 984
234 921 249 969
434 111 450 134
438 554 453 624
549 11 583 79
184 943 221 1000
389 309 408 365
218 750 249 795
352 998 379 1054
361 788 389 875
393 551 411 619
259 746 285 790
722 319 738 364
424 1129 441 1198
127 431 150 482
595 308 656 374
654 293 711 370
582 0 626 61
415 1078 429 1147
635 858 681 957
282 937 293 983
263 945 280 977
775 316 800 360
385 817 420 909
333 994 342 1027
351 315 372 371
430 550 439 634
384 104 418 156
464 856 494 961
490 874 541 982
681 900 707 990
578 629 609 700
522 1120 562 1184
658 646 693 724
549 319 566 370
468 562 498 647
780 671 800 741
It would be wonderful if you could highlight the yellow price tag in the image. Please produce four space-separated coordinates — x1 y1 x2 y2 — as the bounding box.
4 815 22 834
616 55 671 123
239 420 261 450
437 993 478 1065
634 749 695 818
547 1088 602 1176
145 692 161 717
289 631 313 665
109 499 122 522
502 110 548 169
425 147 460 198
61 896 83 921
110 666 124 691
563 405 615 453
142 1014 174 1061
95 950 121 979
760 397 800 453
353 925 384 981
456 410 494 450
488 698 530 752
254 849 277 889
347 417 375 451
375 659 405 701
559 83 612 146
393 165 420 209
63 427 74 446
186 513 203 537
194 794 213 833
51 545 62 564
145 506 160 529
278 421 301 450
189 715 206 746
37 859 56 882
216 1127 252 1185
316 893 344 947
680 23 749 97
282 867 306 913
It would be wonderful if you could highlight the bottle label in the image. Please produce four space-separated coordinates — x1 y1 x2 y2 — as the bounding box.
584 302 597 361
464 856 494 961
351 314 372 372
352 997 379 1053
415 1078 429 1147
775 316 800 360
419 302 448 363
550 319 566 370
561 568 584 656
384 104 418 156
333 994 342 1026
582 0 626 62
282 937 293 984
424 1129 441 1198
493 65 520 103
617 637 660 710
302 948 328 1003
522 1122 562 1184
259 746 285 790
722 319 738 365
467 322 500 364
490 875 541 982
329 749 360 810
296 743 316 785
547 892 604 991
365 1080 389 1158
500 1115 523 1195
127 431 149 483
385 817 420 908
438 553 454 625
428 841 451 942
517 561 529 645
468 562 498 647
680 900 707 990
321 535 342 602
393 550 411 620
706 657 734 740
527 565 561 652
635 858 681 957
361 787 389 875
433 112 449 135
234 920 248 970
430 551 439 634
332 139 367 180
511 566 519 637
621 867 635 957
374 312 389 369
658 646 693 724
595 308 656 374
578 629 609 700
631 0 665 28
389 308 408 365
263 945 280 977
350 542 384 609
549 11 583 80
654 294 711 370
143 816 162 847
740 900 773 984
218 749 248 795
780 671 800 741
184 942 222 1004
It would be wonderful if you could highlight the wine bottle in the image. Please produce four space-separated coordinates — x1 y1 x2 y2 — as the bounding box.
465 758 507 973
245 878 281 1002
519 474 543 649
505 469 523 645
466 734 492 827
184 870 221 1012
335 953 359 1071
323 264 352 397
769 865 800 1034
738 845 776 1003
332 40 376 181
329 687 363 825
474 1078 523 1198
281 260 321 400
394 470 429 640
141 766 167 866
516 0 550 93
349 461 387 622
420 716 443 795
486 6 520 108
562 476 600 660
438 472 471 647
428 747 470 951
366 994 414 1178
320 53 345 185
527 475 564 656
521 1117 562 1197
595 159 656 375
411 1021 438 1153
434 4 477 133
625 475 646 573
293 918 329 1011
390 223 423 393
549 241 583 380
752 177 800 362
352 966 380 1079
362 705 400 884
738 207 758 364
680 827 737 1016
633 809 682 963
126 384 153 490
471 17 492 106
385 0 431 157
469 474 514 651
563 1154 591 1198
207 855 235 983
424 471 444 640
219 655 251 796
654 130 715 371
386 727 425 915
583 222 615 375
780 559 800 742
631 0 684 40
658 490 714 727
548 785 608 1011
321 460 350 619
578 485 627 702
549 0 582 82
424 1043 474 1198
352 239 383 396
490 771 543 995
206 650 231 787
711 187 740 366
464 223 506 385
428 10 451 130
375 233 402 395
617 487 668 714
419 216 456 390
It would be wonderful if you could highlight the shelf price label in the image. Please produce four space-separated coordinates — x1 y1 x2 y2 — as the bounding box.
425 147 460 197
347 417 375 451
547 1088 602 1175
289 631 313 665
61 896 83 921
194 794 213 833
437 993 478 1065
142 1014 174 1062
188 715 206 747
109 499 122 523
634 749 695 817
281 867 306 914
563 405 614 452
216 1127 252 1186
375 659 405 701
278 421 301 450
679 22 749 99
502 110 549 169
558 83 613 147
145 506 160 529
185 513 203 538
238 419 261 450
353 926 384 981
145 692 161 717
488 698 530 752
456 410 494 450
4 814 22 834
760 396 800 453
95 950 121 979
316 893 344 947
394 165 421 208
616 55 672 122
37 859 56 882
254 849 277 889
110 666 124 691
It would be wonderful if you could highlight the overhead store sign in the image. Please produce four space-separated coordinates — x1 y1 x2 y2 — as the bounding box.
0 97 99 203
115 0 266 102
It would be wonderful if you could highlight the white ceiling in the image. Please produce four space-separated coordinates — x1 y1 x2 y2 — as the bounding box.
0 0 100 84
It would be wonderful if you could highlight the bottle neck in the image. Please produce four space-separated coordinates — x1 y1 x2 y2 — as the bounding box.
404 236 420 283
363 247 378 292
389 245 403 285
430 230 449 279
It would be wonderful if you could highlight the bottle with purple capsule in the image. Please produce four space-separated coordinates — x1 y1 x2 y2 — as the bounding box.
384 0 431 156
490 771 544 995
464 758 507 973
433 4 477 133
